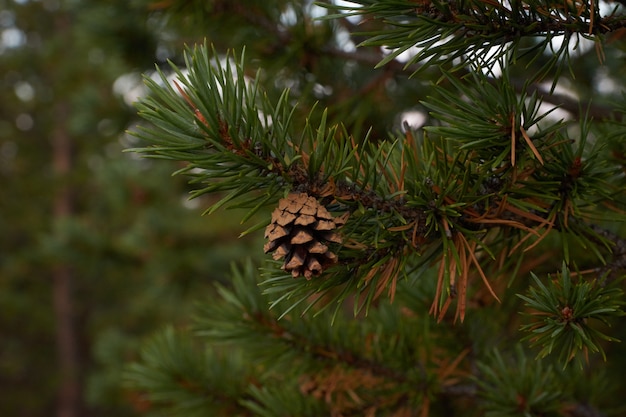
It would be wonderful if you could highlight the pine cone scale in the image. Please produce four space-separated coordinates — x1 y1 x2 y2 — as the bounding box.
295 214 316 226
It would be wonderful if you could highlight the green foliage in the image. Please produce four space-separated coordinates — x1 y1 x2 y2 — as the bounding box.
127 260 624 416
476 347 565 417
320 0 613 82
125 326 253 417
64 0 626 417
131 44 300 220
518 263 625 367
130 34 626 346
0 2 209 416
129 261 474 416
423 71 563 168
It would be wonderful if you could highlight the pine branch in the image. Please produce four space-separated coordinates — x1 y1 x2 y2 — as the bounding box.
323 45 616 120
124 326 254 416
126 262 614 415
193 262 473 415
130 42 625 326
320 0 625 79
151 0 620 123
587 224 626 280
518 263 625 367
123 3 626 416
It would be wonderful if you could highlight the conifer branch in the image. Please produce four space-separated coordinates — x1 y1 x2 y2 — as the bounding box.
320 0 623 78
127 262 614 416
130 42 625 323
518 263 625 367
122 2 626 416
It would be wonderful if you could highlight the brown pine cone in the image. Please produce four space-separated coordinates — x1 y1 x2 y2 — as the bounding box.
264 192 346 279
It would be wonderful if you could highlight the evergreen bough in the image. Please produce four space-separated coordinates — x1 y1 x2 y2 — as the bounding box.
126 1 626 415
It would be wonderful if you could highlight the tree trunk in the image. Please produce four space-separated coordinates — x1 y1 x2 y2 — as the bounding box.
50 9 80 415
51 98 80 417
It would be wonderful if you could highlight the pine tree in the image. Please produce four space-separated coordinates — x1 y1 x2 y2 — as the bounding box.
125 1 626 416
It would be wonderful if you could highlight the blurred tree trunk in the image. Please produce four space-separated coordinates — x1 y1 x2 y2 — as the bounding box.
51 108 79 417
51 12 79 417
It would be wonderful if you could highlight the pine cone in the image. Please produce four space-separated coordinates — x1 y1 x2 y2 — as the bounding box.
264 192 345 279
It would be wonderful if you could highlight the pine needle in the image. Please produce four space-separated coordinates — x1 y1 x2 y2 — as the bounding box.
459 233 501 303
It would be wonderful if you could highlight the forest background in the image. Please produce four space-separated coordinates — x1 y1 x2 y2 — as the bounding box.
2 0 626 416
2 0 264 415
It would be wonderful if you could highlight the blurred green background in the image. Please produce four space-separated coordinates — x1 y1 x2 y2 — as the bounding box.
0 1 265 415
3 0 626 416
